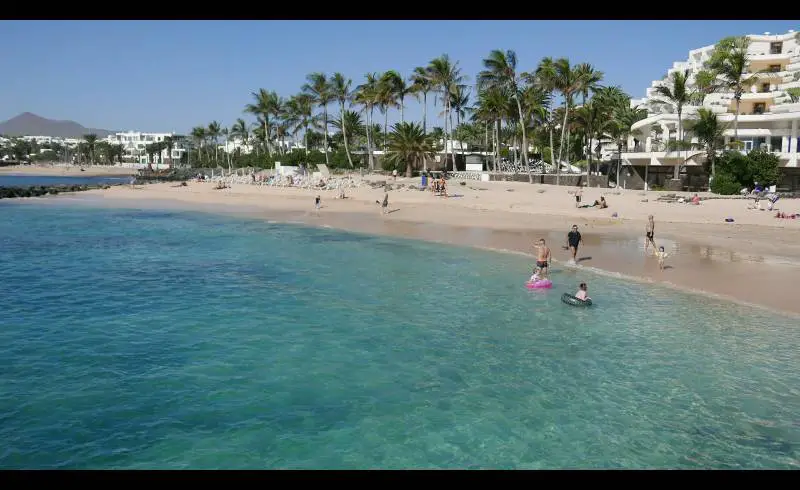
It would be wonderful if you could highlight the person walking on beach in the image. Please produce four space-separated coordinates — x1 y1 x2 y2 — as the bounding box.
380 192 389 214
655 246 669 271
566 225 582 264
315 195 321 216
535 238 551 279
574 186 583 208
645 215 656 254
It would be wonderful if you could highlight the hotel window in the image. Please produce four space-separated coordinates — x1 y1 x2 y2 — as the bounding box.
761 83 770 93
770 136 782 151
770 42 783 54
753 102 766 114
768 64 781 73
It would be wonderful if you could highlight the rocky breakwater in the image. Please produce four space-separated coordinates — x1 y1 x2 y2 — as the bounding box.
0 183 121 200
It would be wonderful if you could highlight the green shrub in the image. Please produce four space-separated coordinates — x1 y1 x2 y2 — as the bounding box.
710 171 741 195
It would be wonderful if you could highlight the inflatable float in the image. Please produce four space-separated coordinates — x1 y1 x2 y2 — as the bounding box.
526 279 553 289
561 292 592 307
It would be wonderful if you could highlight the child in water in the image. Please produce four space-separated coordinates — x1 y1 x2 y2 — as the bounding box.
655 246 669 270
575 282 590 301
529 267 541 283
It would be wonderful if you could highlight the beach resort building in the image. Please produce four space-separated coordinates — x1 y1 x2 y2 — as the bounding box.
103 131 187 165
619 29 800 191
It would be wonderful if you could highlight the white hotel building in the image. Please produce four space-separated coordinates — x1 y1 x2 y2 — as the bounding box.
104 131 186 166
619 29 800 191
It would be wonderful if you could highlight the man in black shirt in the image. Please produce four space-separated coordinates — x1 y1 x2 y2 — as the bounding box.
567 225 582 264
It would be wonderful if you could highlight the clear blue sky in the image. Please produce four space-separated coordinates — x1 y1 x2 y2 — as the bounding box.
1 20 797 135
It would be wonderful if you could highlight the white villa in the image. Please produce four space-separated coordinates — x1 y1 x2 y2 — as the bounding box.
103 131 187 165
620 29 800 191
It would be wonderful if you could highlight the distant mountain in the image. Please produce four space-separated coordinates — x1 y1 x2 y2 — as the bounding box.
0 112 116 138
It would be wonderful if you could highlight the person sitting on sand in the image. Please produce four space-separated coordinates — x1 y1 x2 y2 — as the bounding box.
575 283 590 301
691 193 700 205
655 246 669 271
592 196 608 208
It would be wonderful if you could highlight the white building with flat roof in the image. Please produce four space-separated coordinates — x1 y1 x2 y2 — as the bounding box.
104 131 186 165
619 29 800 191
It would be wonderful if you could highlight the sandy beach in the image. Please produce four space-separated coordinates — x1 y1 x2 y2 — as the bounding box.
0 164 137 178
58 174 798 317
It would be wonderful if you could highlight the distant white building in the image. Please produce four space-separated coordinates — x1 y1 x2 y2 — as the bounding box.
104 131 186 165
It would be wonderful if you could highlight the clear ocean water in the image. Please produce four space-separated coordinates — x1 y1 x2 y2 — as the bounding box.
1 201 798 469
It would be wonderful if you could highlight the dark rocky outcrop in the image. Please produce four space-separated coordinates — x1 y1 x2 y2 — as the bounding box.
0 183 120 199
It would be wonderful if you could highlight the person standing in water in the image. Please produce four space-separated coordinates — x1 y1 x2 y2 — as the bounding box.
535 238 551 279
566 225 582 264
645 215 656 254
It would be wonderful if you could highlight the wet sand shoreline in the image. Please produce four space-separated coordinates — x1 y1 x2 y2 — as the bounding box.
30 181 800 318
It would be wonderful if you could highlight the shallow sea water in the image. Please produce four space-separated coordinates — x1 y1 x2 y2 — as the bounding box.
0 202 798 469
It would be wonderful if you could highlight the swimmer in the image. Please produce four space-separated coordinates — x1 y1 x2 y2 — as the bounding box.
575 282 590 301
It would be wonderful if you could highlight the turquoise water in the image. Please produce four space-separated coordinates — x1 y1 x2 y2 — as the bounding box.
1 202 798 469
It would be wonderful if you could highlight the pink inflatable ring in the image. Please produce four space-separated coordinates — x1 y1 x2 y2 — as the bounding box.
526 279 553 289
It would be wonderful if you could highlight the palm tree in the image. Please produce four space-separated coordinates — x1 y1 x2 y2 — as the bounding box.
427 54 465 172
705 36 761 142
450 83 471 166
330 72 354 167
285 94 316 157
303 72 333 166
687 107 727 180
529 58 558 174
692 69 719 106
331 110 365 161
207 121 221 166
608 102 648 187
478 49 532 181
244 89 279 158
384 122 436 177
229 118 250 156
190 126 206 166
550 58 583 184
83 133 98 165
653 69 691 180
355 72 380 169
410 67 432 134
162 136 175 168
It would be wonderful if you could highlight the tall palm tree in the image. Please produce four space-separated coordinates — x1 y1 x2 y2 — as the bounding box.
190 126 206 166
377 71 400 149
229 118 250 156
331 110 365 160
355 72 380 169
427 54 464 172
410 67 432 134
706 36 761 142
550 58 583 184
303 72 333 166
384 122 436 177
653 69 691 179
244 89 279 158
83 134 98 165
285 94 316 157
478 49 531 181
330 72 354 167
529 58 558 173
609 102 648 187
450 83 471 166
687 107 727 180
207 121 221 166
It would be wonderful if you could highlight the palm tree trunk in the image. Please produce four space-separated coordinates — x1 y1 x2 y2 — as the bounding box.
423 92 428 134
484 122 489 170
449 110 457 171
304 126 309 158
341 102 354 168
514 98 531 184
264 119 273 158
368 105 375 170
734 97 741 142
674 109 682 180
616 142 622 186
323 107 330 166
400 96 405 123
494 119 500 172
557 100 569 186
383 110 388 151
